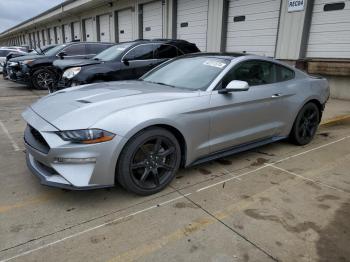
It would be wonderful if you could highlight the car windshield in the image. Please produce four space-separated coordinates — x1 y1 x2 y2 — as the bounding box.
142 57 230 90
93 43 133 61
44 44 66 56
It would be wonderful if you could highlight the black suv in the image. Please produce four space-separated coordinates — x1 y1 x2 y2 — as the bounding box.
7 42 114 89
53 39 200 90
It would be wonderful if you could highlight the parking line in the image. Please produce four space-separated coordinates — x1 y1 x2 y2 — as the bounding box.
0 120 21 152
267 164 348 193
0 193 191 262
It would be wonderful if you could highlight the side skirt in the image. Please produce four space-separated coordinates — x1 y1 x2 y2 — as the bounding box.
189 136 287 167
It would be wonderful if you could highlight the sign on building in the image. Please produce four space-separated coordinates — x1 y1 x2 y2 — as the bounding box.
288 0 304 12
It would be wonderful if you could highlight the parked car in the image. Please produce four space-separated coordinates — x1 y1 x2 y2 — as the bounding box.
22 53 329 195
3 45 58 80
53 39 200 90
0 48 27 74
7 42 114 89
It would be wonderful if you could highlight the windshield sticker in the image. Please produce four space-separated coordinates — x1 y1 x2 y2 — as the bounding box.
203 60 226 69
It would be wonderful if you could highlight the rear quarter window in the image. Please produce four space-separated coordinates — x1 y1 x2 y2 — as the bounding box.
276 65 295 82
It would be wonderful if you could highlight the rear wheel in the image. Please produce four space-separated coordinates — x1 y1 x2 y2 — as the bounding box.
117 128 181 195
32 68 56 90
289 102 320 145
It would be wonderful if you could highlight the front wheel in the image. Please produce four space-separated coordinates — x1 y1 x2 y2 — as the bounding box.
289 102 320 145
117 128 181 195
32 68 57 90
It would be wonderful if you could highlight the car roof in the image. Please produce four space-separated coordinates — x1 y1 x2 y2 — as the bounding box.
180 52 248 60
117 38 195 46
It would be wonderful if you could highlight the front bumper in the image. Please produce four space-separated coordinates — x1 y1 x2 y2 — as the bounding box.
23 107 126 190
7 64 31 85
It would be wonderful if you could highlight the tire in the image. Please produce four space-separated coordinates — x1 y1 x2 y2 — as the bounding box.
117 127 181 195
289 102 320 146
32 68 57 90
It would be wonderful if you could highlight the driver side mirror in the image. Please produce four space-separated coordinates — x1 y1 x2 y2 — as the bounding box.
57 52 67 59
218 80 249 94
122 58 129 66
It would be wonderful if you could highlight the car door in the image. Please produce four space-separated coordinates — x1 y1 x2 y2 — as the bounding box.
118 44 158 79
209 60 292 153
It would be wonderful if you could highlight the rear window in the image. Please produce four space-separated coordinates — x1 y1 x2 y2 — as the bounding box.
154 44 178 59
276 65 295 82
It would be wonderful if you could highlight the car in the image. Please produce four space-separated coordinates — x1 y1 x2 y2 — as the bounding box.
2 45 58 80
22 53 330 195
7 42 114 90
53 39 200 90
0 48 28 74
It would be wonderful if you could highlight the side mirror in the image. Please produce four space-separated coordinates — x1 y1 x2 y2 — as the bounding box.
57 52 67 59
218 80 249 94
122 58 129 65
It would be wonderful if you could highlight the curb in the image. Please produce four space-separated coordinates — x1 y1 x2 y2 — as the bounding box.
320 114 350 126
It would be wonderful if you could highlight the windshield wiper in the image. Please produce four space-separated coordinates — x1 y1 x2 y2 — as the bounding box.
147 81 176 88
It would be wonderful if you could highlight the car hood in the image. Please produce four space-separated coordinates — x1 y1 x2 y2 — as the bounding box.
10 54 44 62
29 80 199 130
53 59 101 70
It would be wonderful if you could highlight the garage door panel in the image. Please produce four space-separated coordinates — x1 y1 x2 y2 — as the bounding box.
307 0 350 58
177 0 208 51
64 24 72 42
84 19 94 41
225 0 280 57
99 14 112 42
73 22 81 40
118 9 133 42
143 1 163 39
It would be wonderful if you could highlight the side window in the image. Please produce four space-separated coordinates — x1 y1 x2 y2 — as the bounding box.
63 44 86 56
0 50 10 57
223 60 277 87
86 44 109 55
123 44 155 61
154 44 178 59
276 65 294 82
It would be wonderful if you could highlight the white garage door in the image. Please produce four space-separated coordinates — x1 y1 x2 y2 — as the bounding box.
99 14 112 42
307 0 350 58
25 34 30 46
176 0 209 51
117 9 133 42
49 28 55 44
64 24 72 43
225 0 281 57
42 30 47 46
143 1 163 39
37 31 42 47
56 26 63 44
73 22 81 41
84 18 94 41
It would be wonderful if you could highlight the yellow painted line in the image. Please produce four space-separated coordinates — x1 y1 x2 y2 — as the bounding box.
0 192 60 213
321 114 350 126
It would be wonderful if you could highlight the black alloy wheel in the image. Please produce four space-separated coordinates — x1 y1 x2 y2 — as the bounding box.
32 69 56 90
290 102 320 145
117 128 181 195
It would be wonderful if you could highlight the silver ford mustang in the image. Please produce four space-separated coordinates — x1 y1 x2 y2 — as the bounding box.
22 53 329 195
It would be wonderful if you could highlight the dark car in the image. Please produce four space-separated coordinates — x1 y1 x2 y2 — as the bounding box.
53 39 200 90
7 42 114 89
3 45 58 80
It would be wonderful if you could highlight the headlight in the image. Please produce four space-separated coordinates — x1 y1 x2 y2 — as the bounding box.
63 67 81 79
20 60 34 65
56 129 115 144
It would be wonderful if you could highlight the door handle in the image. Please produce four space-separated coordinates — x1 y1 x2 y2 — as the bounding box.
271 93 282 98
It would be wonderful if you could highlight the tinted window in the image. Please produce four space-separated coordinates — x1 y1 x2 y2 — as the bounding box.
276 65 294 82
94 42 133 61
63 44 86 56
0 50 11 57
142 57 229 90
154 44 178 59
223 60 277 86
124 44 155 60
86 44 110 54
